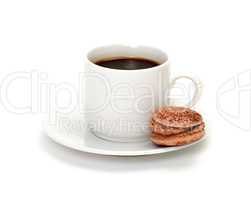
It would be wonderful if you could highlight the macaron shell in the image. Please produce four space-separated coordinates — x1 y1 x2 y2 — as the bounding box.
152 106 203 128
150 130 205 146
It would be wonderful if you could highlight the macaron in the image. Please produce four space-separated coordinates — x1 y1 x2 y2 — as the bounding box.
150 106 205 146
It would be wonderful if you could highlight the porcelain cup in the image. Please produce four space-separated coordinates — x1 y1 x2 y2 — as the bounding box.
85 45 201 142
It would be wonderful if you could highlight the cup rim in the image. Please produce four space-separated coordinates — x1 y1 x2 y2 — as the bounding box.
86 44 169 72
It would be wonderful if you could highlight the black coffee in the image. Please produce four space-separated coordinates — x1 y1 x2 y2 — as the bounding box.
95 57 159 70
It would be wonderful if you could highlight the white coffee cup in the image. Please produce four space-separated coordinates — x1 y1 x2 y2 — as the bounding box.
85 45 201 142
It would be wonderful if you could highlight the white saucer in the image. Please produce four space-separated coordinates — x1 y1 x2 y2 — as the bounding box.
43 113 206 156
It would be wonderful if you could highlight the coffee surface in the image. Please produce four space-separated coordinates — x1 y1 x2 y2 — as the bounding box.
95 57 159 70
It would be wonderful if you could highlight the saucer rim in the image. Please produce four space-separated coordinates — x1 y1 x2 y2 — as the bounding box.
45 128 206 156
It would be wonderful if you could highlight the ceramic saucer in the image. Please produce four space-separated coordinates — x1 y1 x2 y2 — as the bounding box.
43 113 206 156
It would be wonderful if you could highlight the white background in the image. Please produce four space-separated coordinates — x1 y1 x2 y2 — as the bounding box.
0 0 251 199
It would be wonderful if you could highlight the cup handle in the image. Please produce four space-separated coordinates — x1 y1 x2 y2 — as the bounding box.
169 75 202 107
